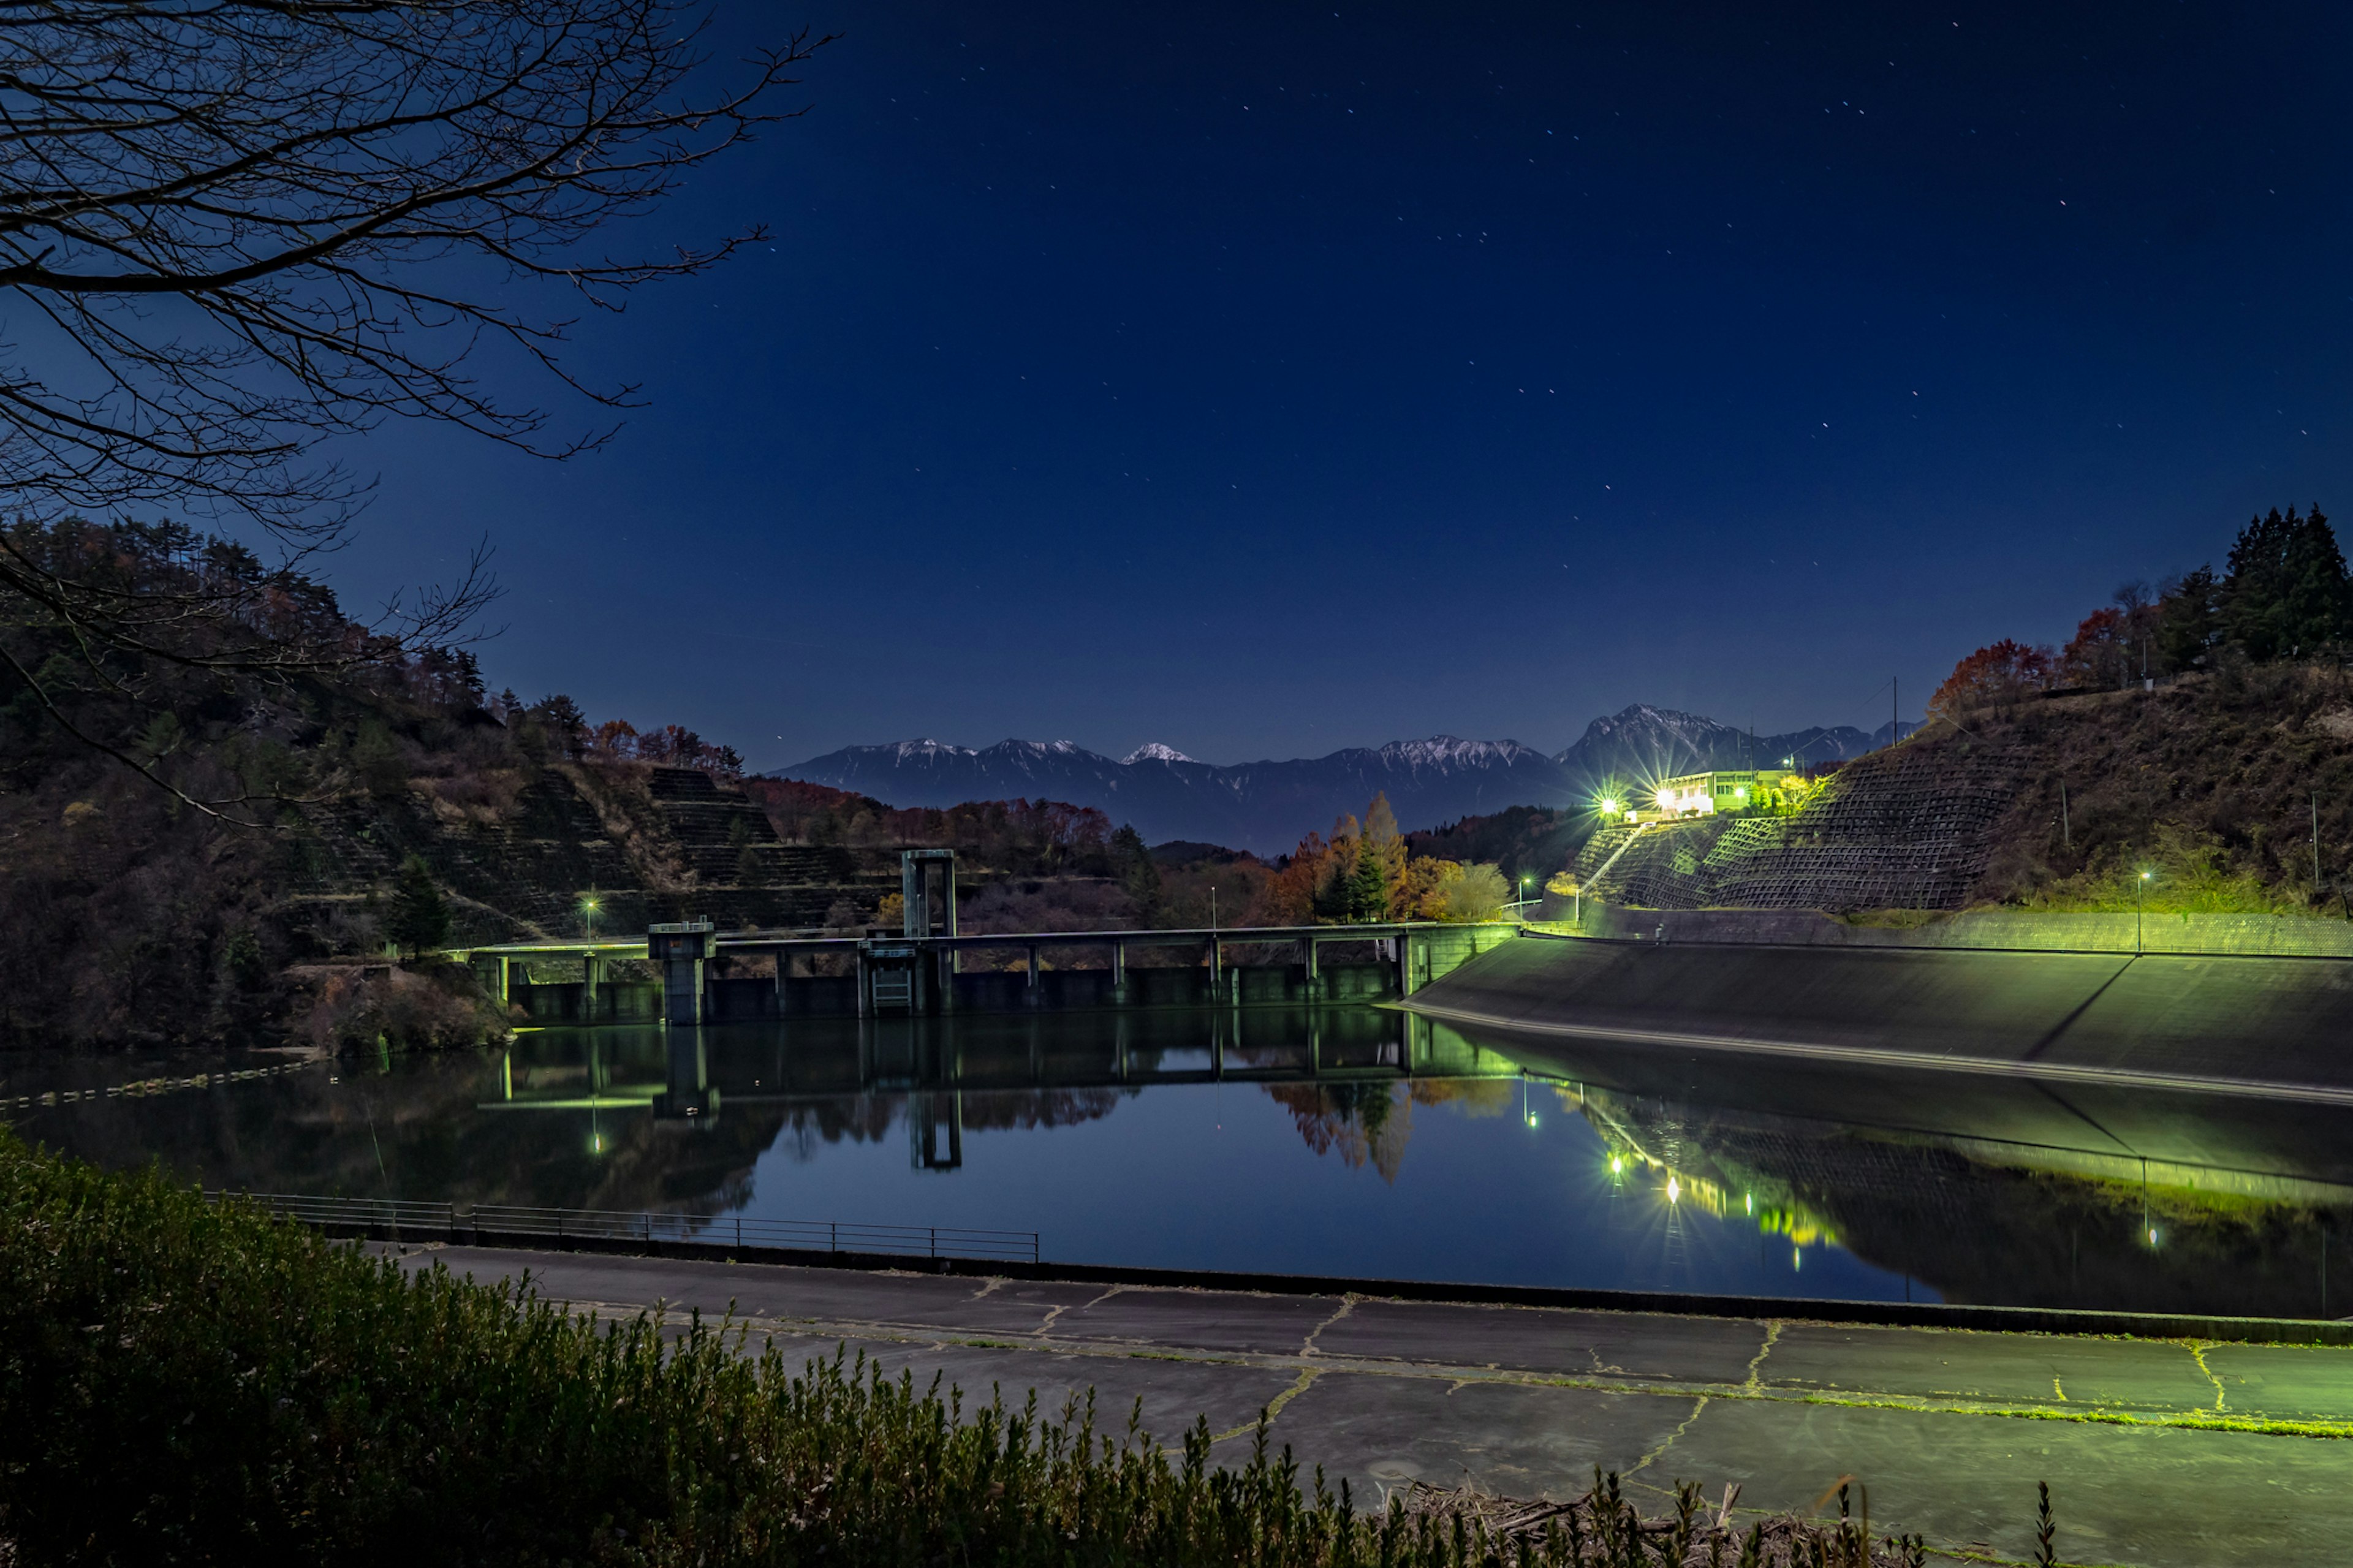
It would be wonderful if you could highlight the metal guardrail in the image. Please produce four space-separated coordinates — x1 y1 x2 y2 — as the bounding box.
212 1191 1039 1265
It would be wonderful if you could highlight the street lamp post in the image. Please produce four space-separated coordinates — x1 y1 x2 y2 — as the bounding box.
2137 870 2150 955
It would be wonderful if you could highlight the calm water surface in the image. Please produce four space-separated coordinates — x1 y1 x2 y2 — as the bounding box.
9 1006 2350 1319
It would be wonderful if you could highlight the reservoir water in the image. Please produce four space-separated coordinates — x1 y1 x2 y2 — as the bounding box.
9 1005 2349 1320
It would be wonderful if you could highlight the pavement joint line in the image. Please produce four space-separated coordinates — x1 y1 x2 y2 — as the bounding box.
1300 1293 1358 1357
1624 1394 1710 1479
1210 1366 1319 1444
1742 1319 1782 1392
566 1298 2353 1442
1401 1000 2353 1108
2188 1343 2226 1411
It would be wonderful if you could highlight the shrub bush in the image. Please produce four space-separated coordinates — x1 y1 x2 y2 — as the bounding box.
0 1132 1966 1566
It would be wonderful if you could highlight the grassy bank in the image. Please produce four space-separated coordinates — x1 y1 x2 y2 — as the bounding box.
0 1132 1987 1565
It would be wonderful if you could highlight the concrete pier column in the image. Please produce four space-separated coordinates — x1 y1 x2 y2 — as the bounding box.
1396 933 1415 997
1025 945 1041 1009
496 955 513 1006
938 946 958 1014
648 922 714 1028
1303 936 1319 1004
855 947 871 1017
1110 938 1128 1006
1208 937 1221 1003
773 951 791 1017
662 958 703 1027
582 954 601 1023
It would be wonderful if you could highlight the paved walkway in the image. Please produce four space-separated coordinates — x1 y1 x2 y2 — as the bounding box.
400 1247 2353 1567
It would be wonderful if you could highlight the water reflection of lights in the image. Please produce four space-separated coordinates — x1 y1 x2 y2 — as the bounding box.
1582 1101 1838 1248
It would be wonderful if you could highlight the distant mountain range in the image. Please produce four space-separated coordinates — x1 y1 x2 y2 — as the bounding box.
775 705 1915 855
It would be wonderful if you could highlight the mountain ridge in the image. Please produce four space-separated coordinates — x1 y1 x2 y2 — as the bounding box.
776 705 1908 854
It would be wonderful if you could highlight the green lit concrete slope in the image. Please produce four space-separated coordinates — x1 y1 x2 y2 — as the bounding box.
1402 935 2353 1100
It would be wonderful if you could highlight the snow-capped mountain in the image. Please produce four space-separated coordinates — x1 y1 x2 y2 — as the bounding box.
776 708 1892 854
1553 705 1877 788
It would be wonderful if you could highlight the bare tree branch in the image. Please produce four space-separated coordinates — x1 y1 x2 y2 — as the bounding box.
0 1 820 803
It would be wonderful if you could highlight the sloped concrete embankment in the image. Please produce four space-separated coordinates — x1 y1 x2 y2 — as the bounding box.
1400 934 2353 1101
1561 903 2353 957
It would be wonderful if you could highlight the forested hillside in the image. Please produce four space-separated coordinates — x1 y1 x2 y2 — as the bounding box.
0 522 1127 1050
1574 505 2353 916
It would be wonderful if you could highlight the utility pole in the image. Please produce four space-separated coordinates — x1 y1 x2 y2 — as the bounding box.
1892 677 1899 744
2061 780 2071 852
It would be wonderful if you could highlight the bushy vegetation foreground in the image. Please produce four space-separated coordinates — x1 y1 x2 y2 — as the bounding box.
0 1132 1988 1567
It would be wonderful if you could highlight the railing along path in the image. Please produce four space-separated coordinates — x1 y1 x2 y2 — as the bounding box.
210 1190 1039 1265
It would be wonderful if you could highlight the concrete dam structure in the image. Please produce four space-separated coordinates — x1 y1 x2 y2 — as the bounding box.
1400 931 2353 1104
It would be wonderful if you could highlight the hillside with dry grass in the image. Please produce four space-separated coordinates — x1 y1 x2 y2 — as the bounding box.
1574 663 2353 917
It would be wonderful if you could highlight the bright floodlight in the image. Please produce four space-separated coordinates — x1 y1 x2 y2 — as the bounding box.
1599 796 1621 816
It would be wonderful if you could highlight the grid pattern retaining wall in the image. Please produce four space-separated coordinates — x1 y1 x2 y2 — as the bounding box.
1574 744 2027 911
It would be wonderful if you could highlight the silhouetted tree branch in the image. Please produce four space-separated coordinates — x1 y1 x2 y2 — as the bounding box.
0 0 822 803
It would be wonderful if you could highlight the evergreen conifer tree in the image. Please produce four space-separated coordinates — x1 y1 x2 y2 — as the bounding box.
2157 565 2224 670
385 855 453 958
1112 825 1161 917
2224 504 2351 661
1347 842 1392 922
1362 793 1408 916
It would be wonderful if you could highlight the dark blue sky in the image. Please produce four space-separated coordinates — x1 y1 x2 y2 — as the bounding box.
346 1 2353 770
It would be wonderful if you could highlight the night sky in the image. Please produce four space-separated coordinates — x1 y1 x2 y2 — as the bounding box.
341 2 2353 770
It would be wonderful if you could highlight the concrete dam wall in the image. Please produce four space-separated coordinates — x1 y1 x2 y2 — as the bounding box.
1400 933 2353 1102
1563 903 2353 957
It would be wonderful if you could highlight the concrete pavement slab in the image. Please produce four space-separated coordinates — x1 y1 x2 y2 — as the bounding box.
789 1338 1305 1445
388 1245 2353 1567
1653 1393 2353 1567
1058 1285 1349 1355
2201 1341 2353 1422
1256 1371 1699 1500
423 1246 1103 1333
1761 1324 2220 1411
1315 1299 1768 1385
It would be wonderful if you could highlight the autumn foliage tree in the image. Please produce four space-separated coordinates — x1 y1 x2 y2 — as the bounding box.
1259 792 1508 924
1927 638 2056 722
1935 503 2349 724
